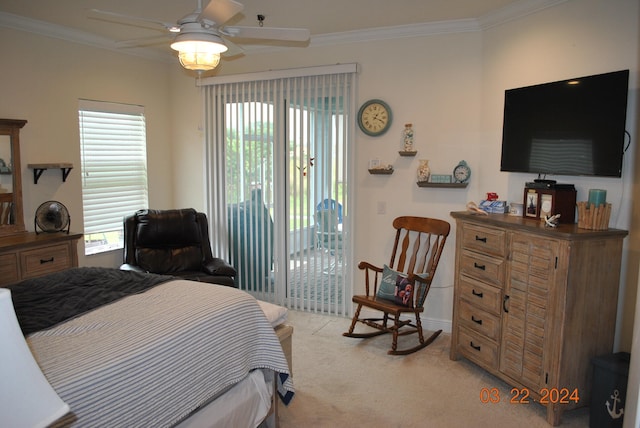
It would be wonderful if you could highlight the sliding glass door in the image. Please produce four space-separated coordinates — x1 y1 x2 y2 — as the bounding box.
203 65 355 315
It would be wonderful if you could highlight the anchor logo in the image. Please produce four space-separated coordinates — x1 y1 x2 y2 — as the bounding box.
606 389 624 419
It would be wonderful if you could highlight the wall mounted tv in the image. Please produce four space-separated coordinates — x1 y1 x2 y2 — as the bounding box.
500 69 629 178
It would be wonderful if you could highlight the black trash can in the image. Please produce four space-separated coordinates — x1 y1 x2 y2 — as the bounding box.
590 352 630 428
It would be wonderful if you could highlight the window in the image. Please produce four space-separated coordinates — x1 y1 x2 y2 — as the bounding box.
78 100 148 255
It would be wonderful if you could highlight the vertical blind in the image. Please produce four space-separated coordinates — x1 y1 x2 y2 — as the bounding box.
78 100 148 251
201 64 356 316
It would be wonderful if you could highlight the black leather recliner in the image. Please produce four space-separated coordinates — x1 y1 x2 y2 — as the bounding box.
120 208 237 287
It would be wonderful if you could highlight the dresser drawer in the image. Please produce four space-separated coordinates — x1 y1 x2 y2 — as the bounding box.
458 299 501 341
0 253 19 285
457 326 499 370
20 244 72 279
459 275 502 314
461 223 506 257
460 250 505 287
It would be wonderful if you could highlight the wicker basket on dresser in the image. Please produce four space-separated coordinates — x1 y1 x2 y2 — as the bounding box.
449 211 627 426
0 232 82 286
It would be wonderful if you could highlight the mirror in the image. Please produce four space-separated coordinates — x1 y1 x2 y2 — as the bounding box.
0 119 26 236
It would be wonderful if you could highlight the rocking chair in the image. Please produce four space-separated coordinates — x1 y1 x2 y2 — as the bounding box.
343 216 450 355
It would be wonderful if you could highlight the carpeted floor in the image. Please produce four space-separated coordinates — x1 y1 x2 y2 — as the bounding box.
288 248 344 308
278 310 590 428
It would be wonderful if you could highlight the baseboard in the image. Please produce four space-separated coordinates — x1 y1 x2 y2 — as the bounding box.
358 308 452 333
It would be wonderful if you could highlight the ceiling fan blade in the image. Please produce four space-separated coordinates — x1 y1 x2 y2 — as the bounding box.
88 8 179 33
115 34 173 48
221 39 244 57
223 26 310 42
200 0 244 25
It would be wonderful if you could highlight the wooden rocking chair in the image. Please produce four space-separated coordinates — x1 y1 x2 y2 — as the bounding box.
343 216 450 355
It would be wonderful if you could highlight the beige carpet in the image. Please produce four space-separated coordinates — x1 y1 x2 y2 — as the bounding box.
278 310 590 428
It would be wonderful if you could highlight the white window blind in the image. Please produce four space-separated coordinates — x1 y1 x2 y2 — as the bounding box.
78 100 148 255
202 64 356 316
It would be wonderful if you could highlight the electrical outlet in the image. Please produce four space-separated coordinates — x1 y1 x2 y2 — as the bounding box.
377 201 386 215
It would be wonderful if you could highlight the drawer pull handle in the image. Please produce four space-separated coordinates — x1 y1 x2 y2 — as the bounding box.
475 235 487 243
474 262 486 271
503 295 510 313
40 257 54 264
472 289 483 298
470 341 481 351
471 316 483 325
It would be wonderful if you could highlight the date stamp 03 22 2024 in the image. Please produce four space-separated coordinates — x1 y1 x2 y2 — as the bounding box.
479 387 580 405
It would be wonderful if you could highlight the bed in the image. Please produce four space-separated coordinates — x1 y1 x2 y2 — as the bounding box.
7 267 294 428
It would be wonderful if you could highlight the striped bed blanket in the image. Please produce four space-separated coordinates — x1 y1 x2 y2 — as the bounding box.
25 276 293 427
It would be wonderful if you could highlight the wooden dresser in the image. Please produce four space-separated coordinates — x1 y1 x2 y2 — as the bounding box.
0 232 82 286
449 211 627 426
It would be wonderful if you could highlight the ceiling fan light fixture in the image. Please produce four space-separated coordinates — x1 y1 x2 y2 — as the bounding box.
177 51 221 71
170 32 228 72
170 32 228 54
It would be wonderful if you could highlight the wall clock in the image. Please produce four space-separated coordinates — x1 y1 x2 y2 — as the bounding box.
357 99 392 136
453 160 471 183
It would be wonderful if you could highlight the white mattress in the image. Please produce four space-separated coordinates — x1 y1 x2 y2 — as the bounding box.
175 369 274 428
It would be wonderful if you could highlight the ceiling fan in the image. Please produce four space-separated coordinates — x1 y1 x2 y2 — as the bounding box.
90 0 310 72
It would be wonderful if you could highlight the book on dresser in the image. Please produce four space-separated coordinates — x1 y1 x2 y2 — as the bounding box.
449 211 627 426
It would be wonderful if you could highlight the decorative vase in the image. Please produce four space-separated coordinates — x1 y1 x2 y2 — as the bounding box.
402 123 414 151
417 159 431 182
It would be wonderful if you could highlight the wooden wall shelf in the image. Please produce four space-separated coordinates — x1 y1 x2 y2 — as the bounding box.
368 168 394 175
28 163 74 184
398 151 417 157
417 182 468 188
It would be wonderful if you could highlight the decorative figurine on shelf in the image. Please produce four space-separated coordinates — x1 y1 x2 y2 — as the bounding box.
402 123 415 152
544 214 561 228
417 159 431 182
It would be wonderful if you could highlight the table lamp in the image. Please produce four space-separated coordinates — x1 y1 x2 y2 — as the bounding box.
0 288 70 427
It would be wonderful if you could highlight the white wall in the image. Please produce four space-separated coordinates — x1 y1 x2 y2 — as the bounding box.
171 0 640 343
482 0 637 215
169 70 208 213
626 266 640 427
0 27 175 268
482 0 640 350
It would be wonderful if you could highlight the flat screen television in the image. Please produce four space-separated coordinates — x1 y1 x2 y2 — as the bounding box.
500 70 629 178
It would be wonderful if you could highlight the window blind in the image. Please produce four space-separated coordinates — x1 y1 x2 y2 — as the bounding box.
202 64 356 316
78 100 148 253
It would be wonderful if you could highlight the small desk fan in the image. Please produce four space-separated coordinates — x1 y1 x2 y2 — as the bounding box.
34 201 70 234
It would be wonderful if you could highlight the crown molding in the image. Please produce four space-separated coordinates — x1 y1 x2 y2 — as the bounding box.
0 0 570 62
309 0 569 47
310 18 480 48
0 11 173 63
478 0 569 29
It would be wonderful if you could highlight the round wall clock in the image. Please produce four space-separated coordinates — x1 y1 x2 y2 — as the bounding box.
453 160 471 183
357 99 392 136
